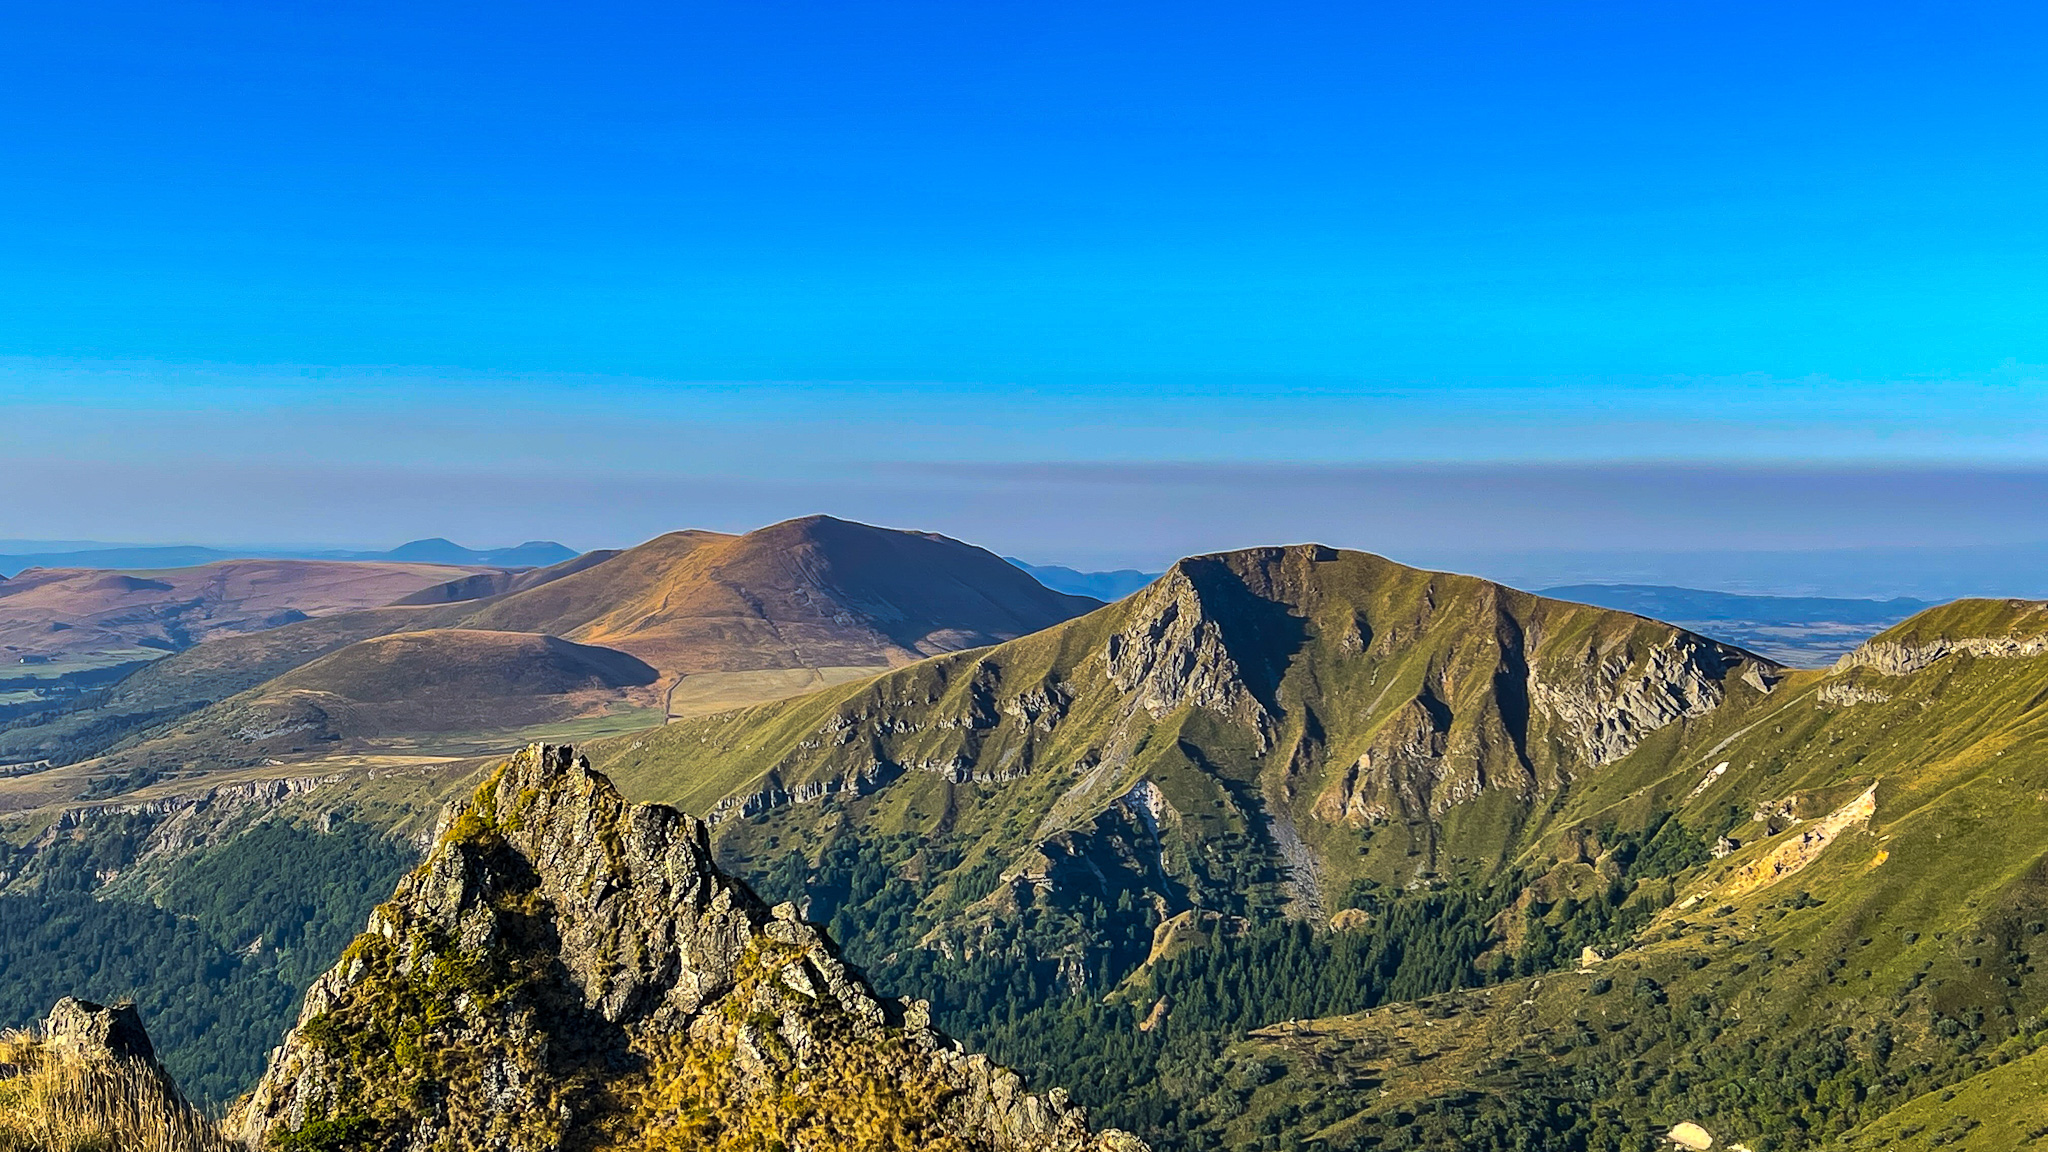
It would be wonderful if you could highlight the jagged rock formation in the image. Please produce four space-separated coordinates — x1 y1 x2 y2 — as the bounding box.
233 744 1142 1152
1528 632 1740 766
1103 558 1280 748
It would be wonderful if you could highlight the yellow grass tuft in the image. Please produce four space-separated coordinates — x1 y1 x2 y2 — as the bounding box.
0 1029 233 1152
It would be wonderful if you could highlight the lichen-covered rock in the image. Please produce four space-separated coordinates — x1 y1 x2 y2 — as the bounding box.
232 744 1143 1152
43 997 159 1065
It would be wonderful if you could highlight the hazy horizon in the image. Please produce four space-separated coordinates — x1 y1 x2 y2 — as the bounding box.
7 2 2047 598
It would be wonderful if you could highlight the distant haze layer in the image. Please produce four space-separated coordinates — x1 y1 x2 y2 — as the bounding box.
9 459 2048 600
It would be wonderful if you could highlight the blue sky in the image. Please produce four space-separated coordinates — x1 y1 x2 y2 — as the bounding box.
4 2 2047 577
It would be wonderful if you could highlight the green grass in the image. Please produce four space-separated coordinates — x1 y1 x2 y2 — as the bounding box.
1835 1042 2048 1151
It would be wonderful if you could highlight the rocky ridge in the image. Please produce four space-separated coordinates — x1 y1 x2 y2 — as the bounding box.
233 744 1142 1152
1834 631 2048 676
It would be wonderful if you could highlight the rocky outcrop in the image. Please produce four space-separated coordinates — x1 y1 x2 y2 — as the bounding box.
1103 561 1276 748
43 997 160 1065
1719 783 1878 899
1531 636 1753 766
2 998 233 1152
233 744 1142 1152
1817 681 1892 706
1834 632 2048 676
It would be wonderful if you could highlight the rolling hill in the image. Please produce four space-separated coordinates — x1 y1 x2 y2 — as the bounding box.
455 516 1104 677
0 516 1101 778
115 630 662 763
0 558 495 662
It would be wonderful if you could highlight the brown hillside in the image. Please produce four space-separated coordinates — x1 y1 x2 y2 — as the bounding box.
481 515 1102 676
19 518 1102 774
116 630 662 761
0 559 493 661
265 628 657 703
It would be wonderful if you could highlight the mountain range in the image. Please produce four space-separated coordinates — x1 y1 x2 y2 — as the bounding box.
1007 560 1161 602
2 521 2044 1151
0 538 578 579
0 515 1098 788
582 546 2048 1150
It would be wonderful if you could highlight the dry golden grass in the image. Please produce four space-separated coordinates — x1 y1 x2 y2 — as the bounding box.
606 942 974 1152
0 1030 233 1152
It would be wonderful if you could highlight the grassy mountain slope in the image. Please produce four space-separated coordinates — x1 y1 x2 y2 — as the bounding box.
594 544 1774 907
1107 597 2048 1150
98 630 662 766
497 515 1103 676
387 547 624 605
584 545 1793 1145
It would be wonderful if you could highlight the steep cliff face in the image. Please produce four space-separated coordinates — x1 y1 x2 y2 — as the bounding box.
234 745 1141 1152
1527 630 1742 767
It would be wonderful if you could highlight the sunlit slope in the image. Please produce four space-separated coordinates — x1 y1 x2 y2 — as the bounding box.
501 515 1103 675
1180 598 2048 1151
0 558 491 660
590 543 1778 955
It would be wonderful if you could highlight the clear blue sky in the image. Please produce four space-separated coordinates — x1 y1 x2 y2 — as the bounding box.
4 1 2047 573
